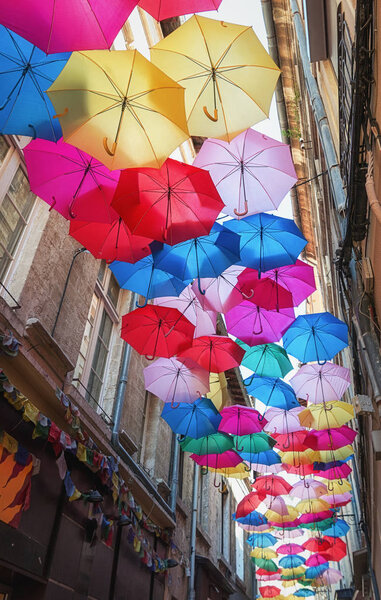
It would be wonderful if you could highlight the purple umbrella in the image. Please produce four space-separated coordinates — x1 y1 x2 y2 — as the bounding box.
192 265 245 314
264 407 305 435
225 301 295 347
193 129 297 218
290 362 351 404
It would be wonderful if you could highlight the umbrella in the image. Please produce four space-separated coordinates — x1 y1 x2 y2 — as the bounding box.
139 0 222 20
305 555 328 568
206 372 228 411
249 461 284 475
208 463 250 479
191 449 242 472
320 537 347 561
69 219 152 263
279 556 305 569
151 15 280 140
281 566 305 580
121 305 195 359
272 529 304 540
154 286 217 338
225 301 295 347
298 402 354 430
304 426 357 451
256 574 282 581
160 396 221 437
263 496 288 516
193 129 297 218
218 405 265 437
313 462 352 481
294 590 315 597
264 407 305 435
232 433 276 454
179 335 245 372
280 449 319 469
0 0 138 53
289 362 351 404
315 568 342 585
0 27 69 140
151 228 241 294
259 586 281 597
251 548 278 560
144 357 210 406
304 564 329 580
320 493 352 508
244 376 299 411
181 432 233 456
252 558 279 572
290 480 327 499
236 491 267 518
283 463 315 477
240 450 281 467
24 138 120 222
318 479 351 494
272 432 308 452
241 343 293 378
283 313 348 364
277 544 305 555
251 475 292 496
224 213 307 276
295 499 330 514
247 533 278 548
302 538 330 553
112 158 223 245
265 507 299 524
234 510 268 527
192 265 245 314
317 445 353 463
47 50 189 170
321 519 350 538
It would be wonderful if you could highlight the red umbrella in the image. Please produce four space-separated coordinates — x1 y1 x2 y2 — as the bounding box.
121 305 195 359
302 538 331 553
259 586 281 598
179 335 245 372
112 158 223 245
236 491 267 518
320 537 347 561
272 431 308 452
138 0 222 20
251 475 292 496
256 568 281 577
283 463 315 477
69 218 152 263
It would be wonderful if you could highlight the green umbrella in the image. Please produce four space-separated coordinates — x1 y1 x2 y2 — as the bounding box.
237 341 293 379
302 518 334 532
180 432 233 455
251 557 278 572
233 432 276 453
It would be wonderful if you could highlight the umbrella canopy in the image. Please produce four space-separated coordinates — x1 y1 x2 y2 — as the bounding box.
236 491 267 518
272 431 308 452
112 158 223 245
121 305 194 359
283 313 348 363
224 213 307 275
192 265 245 314
24 138 120 222
233 433 276 454
247 532 278 548
69 219 152 263
289 362 351 404
208 463 250 479
318 479 352 494
151 15 280 140
244 376 299 411
0 27 69 140
313 462 352 480
251 475 292 496
302 538 330 553
139 0 222 20
315 568 342 586
249 461 284 475
304 564 330 580
280 450 319 470
264 407 305 434
320 537 347 561
251 548 278 560
144 357 210 406
226 302 295 347
294 591 315 598
252 558 279 572
259 586 281 597
317 445 353 463
241 343 293 378
322 519 350 538
47 50 189 170
0 0 138 53
298 402 354 430
181 432 233 455
234 510 268 526
218 405 265 436
290 480 327 499
179 335 245 372
279 556 305 569
304 426 357 451
263 496 288 516
305 554 328 568
193 129 297 218
265 507 299 524
206 372 228 411
295 499 330 514
161 396 221 438
272 529 304 539
191 449 242 470
277 544 305 555
240 450 281 467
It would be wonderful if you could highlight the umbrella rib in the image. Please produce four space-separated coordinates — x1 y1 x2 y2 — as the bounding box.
77 52 124 98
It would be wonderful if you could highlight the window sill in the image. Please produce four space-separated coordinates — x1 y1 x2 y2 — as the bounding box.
196 524 212 549
176 495 189 519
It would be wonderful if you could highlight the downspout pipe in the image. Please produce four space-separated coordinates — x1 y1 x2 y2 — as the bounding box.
169 434 180 512
188 462 200 600
111 292 175 520
290 0 347 218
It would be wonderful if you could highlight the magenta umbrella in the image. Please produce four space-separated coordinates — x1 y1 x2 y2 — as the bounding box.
154 285 217 338
192 265 245 314
225 301 295 347
290 362 351 404
0 0 138 53
24 138 119 222
277 543 305 555
193 129 297 218
304 426 357 451
264 407 305 435
305 554 330 567
315 463 352 480
218 405 265 437
139 0 222 20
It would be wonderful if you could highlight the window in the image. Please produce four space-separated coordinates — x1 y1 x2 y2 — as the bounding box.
221 488 230 562
0 136 35 281
235 521 244 581
197 469 209 532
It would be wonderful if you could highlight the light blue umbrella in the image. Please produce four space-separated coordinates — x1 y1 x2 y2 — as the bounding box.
161 397 221 439
294 590 315 597
305 564 329 579
244 375 299 411
279 555 306 569
246 532 277 548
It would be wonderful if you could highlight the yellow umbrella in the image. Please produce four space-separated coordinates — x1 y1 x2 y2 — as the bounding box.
251 547 278 559
47 50 189 170
282 582 298 589
316 445 353 463
206 372 228 411
318 478 352 494
282 567 305 578
280 449 319 466
151 15 280 141
299 401 354 430
295 498 330 514
265 506 299 523
208 462 249 479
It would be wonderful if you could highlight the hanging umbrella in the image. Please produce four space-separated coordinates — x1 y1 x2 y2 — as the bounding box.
298 402 354 430
313 462 352 481
317 445 353 463
315 568 342 586
234 510 268 527
265 507 299 524
289 362 351 404
161 396 221 437
181 432 234 456
318 479 352 494
252 558 279 573
294 590 315 597
154 286 217 338
304 426 357 451
279 556 306 569
236 491 267 518
263 496 288 516
193 129 297 218
121 305 194 359
191 449 242 472
305 555 328 568
277 544 305 555
232 433 276 454
272 432 308 452
320 537 347 561
226 302 295 347
290 480 327 499
281 566 305 580
321 519 350 538
139 0 222 20
179 335 245 372
0 1 138 53
151 15 280 140
47 50 189 170
316 492 353 507
264 407 305 435
283 463 315 477
249 461 284 475
24 138 120 222
251 475 292 496
251 548 278 560
208 462 250 479
144 357 210 406
206 372 228 411
240 450 281 467
272 529 304 540
283 313 348 364
244 376 299 411
218 405 265 437
256 574 282 582
241 343 293 379
279 449 319 468
0 27 70 140
69 219 152 263
247 533 278 548
259 586 282 597
302 538 330 553
304 564 329 581
112 158 223 245
295 499 330 514
302 519 334 533
224 213 307 276
192 265 245 314
151 228 241 294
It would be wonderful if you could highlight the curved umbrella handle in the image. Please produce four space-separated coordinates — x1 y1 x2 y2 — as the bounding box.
243 463 251 473
234 200 249 217
49 196 56 211
170 398 180 409
282 435 291 450
220 21 228 27
241 288 254 299
161 227 168 242
203 106 218 122
201 466 208 476
213 472 221 488
235 438 244 452
218 482 227 494
28 123 37 140
136 297 148 308
69 204 77 219
317 358 327 366
324 402 334 411
103 137 117 156
145 355 155 361
304 479 310 489
53 107 68 119
327 480 334 492
258 413 266 422
197 277 206 295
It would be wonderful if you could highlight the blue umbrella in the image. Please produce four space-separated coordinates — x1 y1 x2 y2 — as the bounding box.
239 449 281 466
305 564 329 579
323 518 350 537
232 510 268 526
244 375 299 411
150 228 241 294
0 26 70 140
279 555 306 569
110 255 190 307
294 590 315 597
246 532 277 548
161 397 221 439
224 213 307 276
283 312 348 364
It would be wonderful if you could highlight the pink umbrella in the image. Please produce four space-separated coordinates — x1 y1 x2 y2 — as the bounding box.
290 480 327 499
320 492 352 507
314 463 352 480
305 554 330 567
0 0 138 53
239 523 270 533
218 405 265 436
246 461 284 474
143 357 210 406
256 574 281 581
299 512 333 525
192 265 245 314
290 362 351 404
154 285 217 338
304 426 357 451
24 138 119 222
225 301 295 347
277 543 305 555
264 407 305 435
193 129 297 218
139 0 222 20
191 449 242 471
316 568 343 585
263 496 288 515
272 529 304 539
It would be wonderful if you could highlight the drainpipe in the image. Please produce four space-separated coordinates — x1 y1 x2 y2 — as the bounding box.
169 435 180 512
188 462 199 600
290 0 347 217
111 292 175 519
